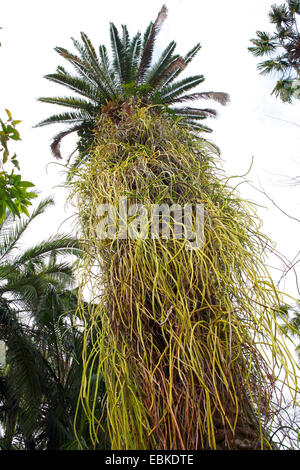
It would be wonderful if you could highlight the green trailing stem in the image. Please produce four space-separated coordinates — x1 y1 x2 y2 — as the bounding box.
69 107 299 450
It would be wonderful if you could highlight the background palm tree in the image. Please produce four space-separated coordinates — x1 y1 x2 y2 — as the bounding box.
277 303 300 362
249 0 300 102
0 199 107 449
36 5 229 161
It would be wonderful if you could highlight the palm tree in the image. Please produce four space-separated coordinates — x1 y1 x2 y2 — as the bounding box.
38 6 298 450
249 0 300 102
0 199 107 449
36 5 229 161
277 303 300 362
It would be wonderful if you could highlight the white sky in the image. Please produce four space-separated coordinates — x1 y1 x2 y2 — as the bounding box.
1 0 300 300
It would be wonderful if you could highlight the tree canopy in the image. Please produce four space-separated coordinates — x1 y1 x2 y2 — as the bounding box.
36 5 229 161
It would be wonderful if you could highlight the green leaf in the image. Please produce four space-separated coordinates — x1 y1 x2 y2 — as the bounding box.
6 199 21 217
11 159 20 171
19 181 35 188
0 204 6 224
25 192 38 199
20 206 30 217
5 109 12 120
2 149 9 164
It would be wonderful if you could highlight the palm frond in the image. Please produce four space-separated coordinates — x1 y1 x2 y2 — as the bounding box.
35 111 92 127
159 75 205 102
248 31 278 57
288 0 300 15
257 56 291 75
145 40 177 85
151 57 186 88
50 125 82 159
120 24 134 84
80 32 118 98
98 44 120 96
269 4 291 28
128 32 142 81
38 96 98 111
40 73 101 102
0 198 54 265
162 43 202 87
110 22 126 86
177 119 213 133
184 43 202 65
170 91 230 105
174 106 218 119
136 4 168 83
11 236 81 269
56 46 114 98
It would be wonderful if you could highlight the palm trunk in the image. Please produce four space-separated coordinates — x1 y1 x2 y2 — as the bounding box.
73 107 293 450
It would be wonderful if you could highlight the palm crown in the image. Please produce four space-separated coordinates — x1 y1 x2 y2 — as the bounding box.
36 5 229 159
